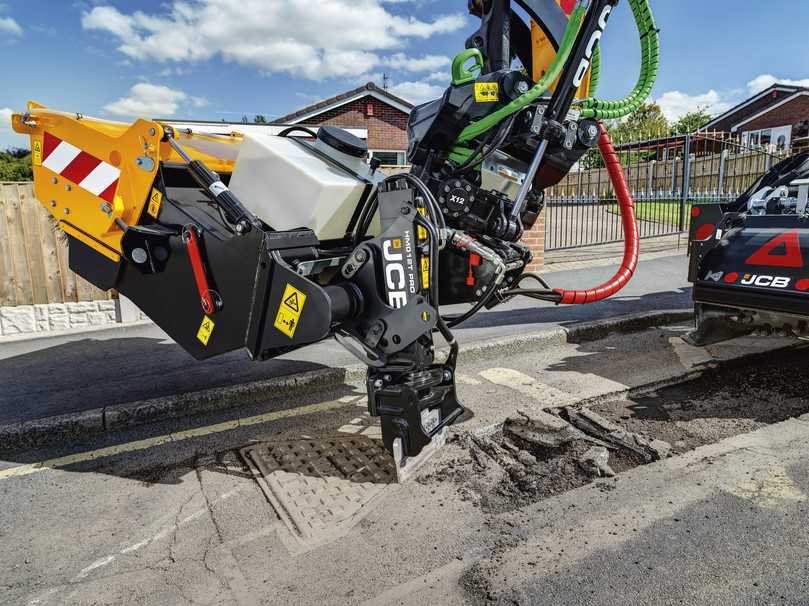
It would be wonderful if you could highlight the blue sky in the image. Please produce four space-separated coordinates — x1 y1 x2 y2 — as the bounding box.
2 0 809 149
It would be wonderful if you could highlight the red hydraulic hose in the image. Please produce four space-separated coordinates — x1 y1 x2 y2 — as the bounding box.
554 122 639 304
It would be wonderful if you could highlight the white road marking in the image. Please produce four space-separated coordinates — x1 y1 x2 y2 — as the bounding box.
72 487 243 584
479 368 577 408
724 463 806 509
0 399 353 482
361 426 383 439
455 373 482 385
76 556 116 580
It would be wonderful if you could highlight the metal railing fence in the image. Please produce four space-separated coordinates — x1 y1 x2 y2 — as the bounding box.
544 131 789 251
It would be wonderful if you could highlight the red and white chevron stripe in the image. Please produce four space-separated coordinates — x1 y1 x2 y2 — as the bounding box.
42 132 120 203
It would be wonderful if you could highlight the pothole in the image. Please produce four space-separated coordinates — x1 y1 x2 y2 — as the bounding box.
425 347 809 515
421 407 664 515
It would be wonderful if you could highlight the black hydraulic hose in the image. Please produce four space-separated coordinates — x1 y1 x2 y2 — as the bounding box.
397 173 446 232
444 277 500 328
452 114 516 176
516 272 553 290
499 288 560 302
414 214 457 355
278 126 319 138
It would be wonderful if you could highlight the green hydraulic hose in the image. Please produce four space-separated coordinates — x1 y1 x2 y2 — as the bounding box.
579 0 659 120
588 46 601 97
455 2 586 144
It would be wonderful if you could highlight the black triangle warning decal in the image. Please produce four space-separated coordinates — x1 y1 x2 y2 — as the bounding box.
284 292 300 312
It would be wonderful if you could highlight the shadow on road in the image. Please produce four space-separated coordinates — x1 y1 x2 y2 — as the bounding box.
0 335 329 425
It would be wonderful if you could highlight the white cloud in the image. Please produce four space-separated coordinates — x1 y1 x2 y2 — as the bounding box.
103 83 207 118
656 72 809 125
747 74 809 95
656 89 734 122
390 81 445 105
426 71 449 83
82 1 466 81
385 53 449 73
0 16 22 36
0 107 27 150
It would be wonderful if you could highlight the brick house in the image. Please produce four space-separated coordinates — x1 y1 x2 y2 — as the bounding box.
273 82 414 166
705 84 809 152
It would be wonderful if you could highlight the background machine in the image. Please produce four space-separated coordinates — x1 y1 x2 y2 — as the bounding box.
12 0 659 474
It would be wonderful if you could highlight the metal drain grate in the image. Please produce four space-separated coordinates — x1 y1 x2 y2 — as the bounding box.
241 436 395 550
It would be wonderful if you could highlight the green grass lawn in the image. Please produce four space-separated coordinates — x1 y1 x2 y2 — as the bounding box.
608 199 692 227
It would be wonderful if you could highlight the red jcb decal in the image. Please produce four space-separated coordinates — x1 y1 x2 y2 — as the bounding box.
746 230 804 268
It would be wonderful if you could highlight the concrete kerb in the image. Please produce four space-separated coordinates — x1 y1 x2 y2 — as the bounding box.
0 309 695 452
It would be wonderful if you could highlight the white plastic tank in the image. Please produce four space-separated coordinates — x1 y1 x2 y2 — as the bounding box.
229 126 382 240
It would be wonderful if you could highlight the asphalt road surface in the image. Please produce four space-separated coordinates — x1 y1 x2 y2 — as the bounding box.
1 322 806 606
0 254 691 425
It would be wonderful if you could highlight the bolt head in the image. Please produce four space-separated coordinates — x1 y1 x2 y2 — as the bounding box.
516 81 530 94
131 248 148 264
50 200 57 208
63 208 70 215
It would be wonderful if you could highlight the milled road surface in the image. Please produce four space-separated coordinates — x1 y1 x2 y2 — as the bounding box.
2 325 808 605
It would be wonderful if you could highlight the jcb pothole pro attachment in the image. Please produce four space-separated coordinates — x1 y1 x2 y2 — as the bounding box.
12 0 659 479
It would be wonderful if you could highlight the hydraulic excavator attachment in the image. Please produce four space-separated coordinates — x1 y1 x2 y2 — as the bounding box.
11 0 659 478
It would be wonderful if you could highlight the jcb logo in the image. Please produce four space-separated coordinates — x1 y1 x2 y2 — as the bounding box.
573 5 612 87
740 274 791 288
383 239 408 309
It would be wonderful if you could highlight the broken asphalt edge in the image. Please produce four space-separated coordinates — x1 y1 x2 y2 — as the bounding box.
1 309 694 452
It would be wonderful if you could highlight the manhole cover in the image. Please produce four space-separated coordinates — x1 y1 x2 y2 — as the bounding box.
241 436 396 551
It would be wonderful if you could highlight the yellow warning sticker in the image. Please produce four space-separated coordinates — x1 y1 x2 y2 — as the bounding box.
197 316 215 346
147 188 163 219
32 139 42 166
417 207 427 241
274 283 307 339
474 82 500 103
421 257 430 290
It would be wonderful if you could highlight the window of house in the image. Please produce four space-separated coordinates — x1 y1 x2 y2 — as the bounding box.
369 150 407 165
743 126 791 151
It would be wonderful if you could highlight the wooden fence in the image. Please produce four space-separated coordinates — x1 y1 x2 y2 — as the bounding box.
549 145 781 199
0 182 110 307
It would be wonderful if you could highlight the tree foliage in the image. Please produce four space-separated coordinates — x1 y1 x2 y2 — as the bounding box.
670 109 712 135
0 148 33 181
607 102 669 143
